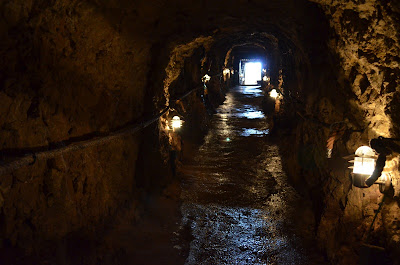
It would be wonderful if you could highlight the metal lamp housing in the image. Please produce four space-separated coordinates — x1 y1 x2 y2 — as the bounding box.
202 74 211 83
269 89 278 99
170 116 183 130
350 146 377 188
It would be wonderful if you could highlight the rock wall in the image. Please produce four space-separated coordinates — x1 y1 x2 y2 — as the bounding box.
0 1 225 261
0 0 150 258
276 1 400 264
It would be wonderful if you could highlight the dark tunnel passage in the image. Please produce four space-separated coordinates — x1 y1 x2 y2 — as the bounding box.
0 0 400 264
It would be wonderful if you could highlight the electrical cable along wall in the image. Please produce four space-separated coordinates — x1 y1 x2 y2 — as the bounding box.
0 76 222 177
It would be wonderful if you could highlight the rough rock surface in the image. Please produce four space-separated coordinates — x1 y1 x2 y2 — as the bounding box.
0 0 400 264
282 0 400 263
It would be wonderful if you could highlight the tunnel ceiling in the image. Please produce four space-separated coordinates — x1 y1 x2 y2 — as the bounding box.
229 45 268 63
150 0 328 104
2 0 329 119
90 0 325 54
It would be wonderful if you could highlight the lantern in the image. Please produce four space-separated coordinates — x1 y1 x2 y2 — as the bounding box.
346 137 400 192
170 116 183 130
349 146 377 188
202 74 211 83
223 69 230 81
263 76 270 82
269 89 278 99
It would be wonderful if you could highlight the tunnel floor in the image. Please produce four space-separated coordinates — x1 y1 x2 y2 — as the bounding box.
99 86 327 265
176 85 327 264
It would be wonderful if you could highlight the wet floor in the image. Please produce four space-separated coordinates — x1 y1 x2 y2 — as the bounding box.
177 86 327 265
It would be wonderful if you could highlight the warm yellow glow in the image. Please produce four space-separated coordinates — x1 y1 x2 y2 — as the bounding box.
354 157 375 175
202 74 211 82
353 146 376 175
223 68 230 81
269 89 278 99
263 76 270 82
355 146 375 157
171 116 182 129
231 69 234 75
378 172 390 183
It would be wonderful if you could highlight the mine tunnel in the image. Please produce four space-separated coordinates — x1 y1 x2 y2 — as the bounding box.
1 0 400 264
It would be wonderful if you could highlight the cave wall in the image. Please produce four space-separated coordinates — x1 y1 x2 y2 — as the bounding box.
277 1 400 264
0 0 150 255
315 1 400 263
0 0 224 259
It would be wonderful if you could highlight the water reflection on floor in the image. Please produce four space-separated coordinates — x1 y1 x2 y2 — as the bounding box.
239 86 264 97
177 86 326 265
232 104 265 119
241 128 270 137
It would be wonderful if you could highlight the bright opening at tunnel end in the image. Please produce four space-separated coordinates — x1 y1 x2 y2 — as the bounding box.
244 62 262 85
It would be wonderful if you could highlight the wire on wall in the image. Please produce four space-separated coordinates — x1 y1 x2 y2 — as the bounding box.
0 79 215 177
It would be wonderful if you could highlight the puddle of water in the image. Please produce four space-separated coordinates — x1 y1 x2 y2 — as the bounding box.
240 128 270 137
233 105 265 119
237 111 265 119
240 86 263 97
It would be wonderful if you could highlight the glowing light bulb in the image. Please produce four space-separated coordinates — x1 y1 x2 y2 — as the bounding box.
171 116 182 129
223 68 230 75
202 74 211 83
353 146 376 175
269 89 278 99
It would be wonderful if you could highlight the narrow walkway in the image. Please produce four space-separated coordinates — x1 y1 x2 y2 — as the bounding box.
177 86 326 264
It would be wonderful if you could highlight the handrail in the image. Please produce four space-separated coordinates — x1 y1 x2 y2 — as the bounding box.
0 84 205 176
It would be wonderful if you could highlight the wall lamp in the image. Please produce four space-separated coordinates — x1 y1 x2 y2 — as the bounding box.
269 89 279 99
348 137 400 193
165 109 184 131
202 74 211 83
170 116 183 130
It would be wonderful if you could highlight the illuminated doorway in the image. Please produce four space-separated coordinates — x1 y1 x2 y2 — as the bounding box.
239 61 262 85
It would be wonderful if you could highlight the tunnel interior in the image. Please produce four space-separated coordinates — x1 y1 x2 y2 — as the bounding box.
0 0 400 264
